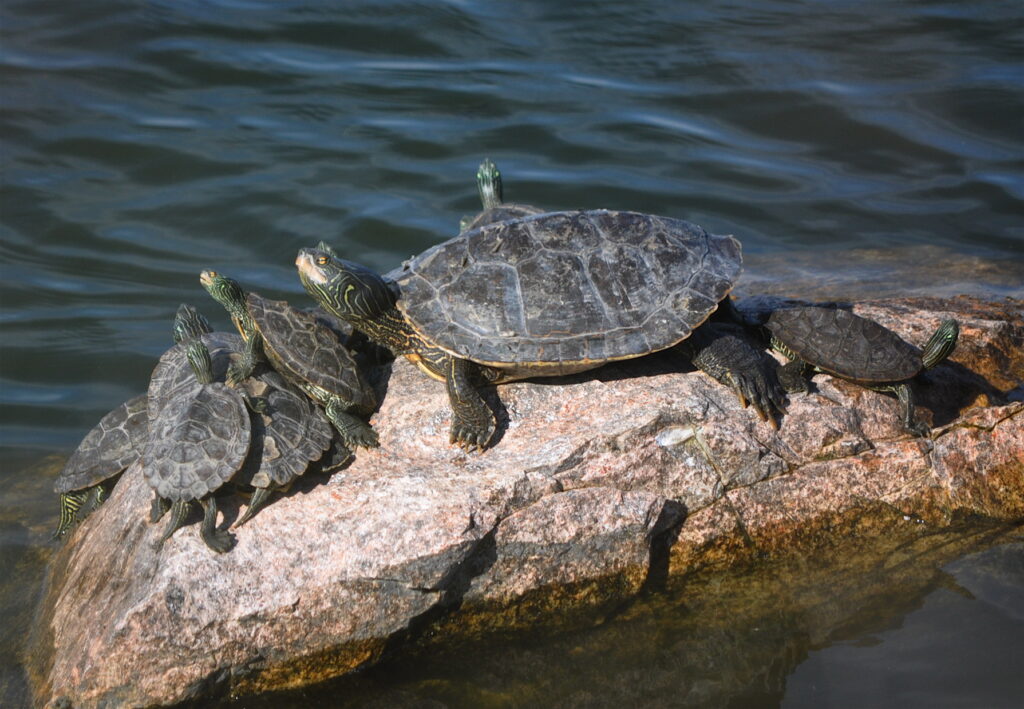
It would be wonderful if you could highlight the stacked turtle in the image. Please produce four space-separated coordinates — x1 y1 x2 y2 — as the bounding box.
54 157 960 549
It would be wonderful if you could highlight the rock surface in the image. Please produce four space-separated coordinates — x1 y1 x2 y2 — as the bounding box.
28 297 1024 708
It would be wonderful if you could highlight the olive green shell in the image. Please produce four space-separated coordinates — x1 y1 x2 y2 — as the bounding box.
395 210 741 370
148 332 242 424
766 306 922 383
233 368 333 488
143 375 250 502
246 293 376 413
144 332 250 500
54 394 148 494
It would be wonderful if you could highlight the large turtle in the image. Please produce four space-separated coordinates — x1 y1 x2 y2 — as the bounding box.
459 158 545 232
144 338 252 553
297 209 786 450
52 394 148 538
765 306 959 436
231 366 334 526
199 270 379 449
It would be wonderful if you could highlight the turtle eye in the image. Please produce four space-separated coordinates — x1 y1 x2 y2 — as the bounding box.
316 256 329 266
209 270 218 277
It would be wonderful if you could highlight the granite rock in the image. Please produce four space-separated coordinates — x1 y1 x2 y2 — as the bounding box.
29 297 1024 707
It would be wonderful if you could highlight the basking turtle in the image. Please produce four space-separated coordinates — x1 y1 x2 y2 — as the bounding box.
232 367 334 526
52 394 148 538
298 209 786 451
459 158 545 232
765 306 959 436
199 271 379 449
144 339 251 553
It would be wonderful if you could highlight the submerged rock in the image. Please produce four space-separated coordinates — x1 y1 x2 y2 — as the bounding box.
28 297 1024 708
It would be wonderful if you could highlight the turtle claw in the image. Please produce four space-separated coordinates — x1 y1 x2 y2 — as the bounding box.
449 421 493 453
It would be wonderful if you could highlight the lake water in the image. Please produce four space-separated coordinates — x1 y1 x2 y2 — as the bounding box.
1 0 1022 706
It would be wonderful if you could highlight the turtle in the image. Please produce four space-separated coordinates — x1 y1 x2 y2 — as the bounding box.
459 158 545 232
765 305 959 436
52 393 149 538
297 209 787 451
143 338 252 553
231 366 335 526
199 270 379 450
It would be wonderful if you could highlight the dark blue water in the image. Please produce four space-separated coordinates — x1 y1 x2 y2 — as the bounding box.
1 1 1022 705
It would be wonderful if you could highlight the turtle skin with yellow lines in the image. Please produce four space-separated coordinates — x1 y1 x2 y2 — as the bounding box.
298 209 785 451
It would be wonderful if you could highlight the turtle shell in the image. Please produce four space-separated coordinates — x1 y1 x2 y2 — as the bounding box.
462 203 545 233
148 332 242 425
766 306 922 383
55 394 148 494
395 210 741 371
143 377 251 502
246 293 376 413
233 369 333 488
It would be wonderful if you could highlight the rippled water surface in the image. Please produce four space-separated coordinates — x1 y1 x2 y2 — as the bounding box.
1 1 1022 705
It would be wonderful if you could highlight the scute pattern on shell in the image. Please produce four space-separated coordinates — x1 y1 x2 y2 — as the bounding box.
767 306 922 382
55 394 149 493
234 369 333 487
247 293 375 412
143 382 251 501
148 332 242 424
396 210 741 366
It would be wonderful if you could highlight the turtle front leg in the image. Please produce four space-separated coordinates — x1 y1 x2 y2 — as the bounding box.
445 356 497 452
324 397 379 449
893 382 930 437
199 496 236 553
683 324 788 427
228 331 263 384
777 359 811 394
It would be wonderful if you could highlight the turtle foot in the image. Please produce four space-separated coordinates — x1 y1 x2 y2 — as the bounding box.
202 528 237 554
908 420 932 438
449 419 494 452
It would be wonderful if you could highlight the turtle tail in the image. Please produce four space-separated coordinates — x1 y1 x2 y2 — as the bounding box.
921 319 959 370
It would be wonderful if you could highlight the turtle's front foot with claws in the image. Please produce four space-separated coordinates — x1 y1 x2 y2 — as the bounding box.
446 357 496 452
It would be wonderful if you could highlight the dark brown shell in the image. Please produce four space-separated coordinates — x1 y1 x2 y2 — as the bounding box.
247 293 376 412
766 306 922 383
147 332 241 424
395 210 741 368
233 369 333 488
55 394 148 493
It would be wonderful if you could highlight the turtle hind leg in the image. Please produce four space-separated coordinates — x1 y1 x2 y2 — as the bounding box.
445 356 497 451
53 491 90 539
777 359 811 394
157 500 191 549
324 398 379 449
234 486 273 528
199 497 235 553
150 494 171 523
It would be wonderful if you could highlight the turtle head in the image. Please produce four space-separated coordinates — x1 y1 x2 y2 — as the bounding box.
316 240 340 258
921 319 959 370
200 270 247 320
476 158 503 209
185 339 214 385
173 304 212 345
296 247 396 323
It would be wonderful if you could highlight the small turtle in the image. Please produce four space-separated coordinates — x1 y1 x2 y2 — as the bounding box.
765 306 959 436
144 338 252 553
232 367 334 526
200 270 378 450
52 394 148 538
298 209 785 451
459 158 545 232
